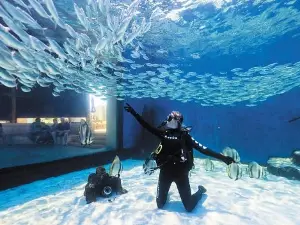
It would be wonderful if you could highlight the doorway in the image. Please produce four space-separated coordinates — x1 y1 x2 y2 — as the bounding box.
88 94 107 133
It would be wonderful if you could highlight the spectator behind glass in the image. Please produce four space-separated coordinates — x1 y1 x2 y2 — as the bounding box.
79 119 93 146
56 118 70 146
28 118 43 143
51 118 58 144
29 118 53 144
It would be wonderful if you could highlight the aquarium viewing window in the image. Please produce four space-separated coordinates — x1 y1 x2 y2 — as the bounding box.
16 117 86 124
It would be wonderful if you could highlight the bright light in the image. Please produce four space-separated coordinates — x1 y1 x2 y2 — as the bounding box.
0 120 10 124
88 94 107 133
89 94 106 112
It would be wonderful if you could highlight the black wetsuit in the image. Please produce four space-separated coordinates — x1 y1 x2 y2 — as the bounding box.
129 111 231 212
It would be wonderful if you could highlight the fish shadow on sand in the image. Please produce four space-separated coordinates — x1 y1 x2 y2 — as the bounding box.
162 194 208 214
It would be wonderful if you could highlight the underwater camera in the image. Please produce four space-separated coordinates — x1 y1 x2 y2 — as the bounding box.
101 186 113 198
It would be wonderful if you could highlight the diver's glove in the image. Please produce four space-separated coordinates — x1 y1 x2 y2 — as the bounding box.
124 103 137 115
143 163 155 175
145 168 155 175
223 156 235 165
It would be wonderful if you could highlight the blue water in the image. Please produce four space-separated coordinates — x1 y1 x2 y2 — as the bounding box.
0 0 300 169
121 0 300 164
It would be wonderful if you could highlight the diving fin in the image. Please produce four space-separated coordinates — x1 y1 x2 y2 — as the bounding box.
109 155 122 177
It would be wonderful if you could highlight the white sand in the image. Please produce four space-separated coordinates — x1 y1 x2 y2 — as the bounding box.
0 159 299 225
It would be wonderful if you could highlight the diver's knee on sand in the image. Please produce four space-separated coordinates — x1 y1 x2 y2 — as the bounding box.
156 196 167 209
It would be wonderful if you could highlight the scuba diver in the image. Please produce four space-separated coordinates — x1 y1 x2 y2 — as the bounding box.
84 166 128 204
124 103 235 212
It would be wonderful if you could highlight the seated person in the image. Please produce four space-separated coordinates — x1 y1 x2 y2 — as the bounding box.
28 118 53 144
39 124 54 145
0 123 4 144
50 118 58 144
84 166 128 204
28 118 44 143
56 118 70 146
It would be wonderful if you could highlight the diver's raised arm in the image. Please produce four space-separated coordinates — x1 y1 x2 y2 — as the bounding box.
124 103 162 138
188 135 235 165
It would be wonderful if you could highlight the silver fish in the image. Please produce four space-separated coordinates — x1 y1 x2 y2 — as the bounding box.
0 4 12 21
44 0 59 21
2 0 43 30
85 5 93 18
12 0 31 13
11 51 32 70
116 16 132 37
2 53 15 65
0 26 25 50
56 18 66 29
19 77 35 87
203 158 215 171
47 73 58 79
43 0 64 28
98 0 105 14
142 21 152 33
47 38 67 60
74 3 89 31
52 92 60 97
19 50 34 62
104 0 111 16
127 0 140 14
2 17 31 44
45 63 60 75
21 86 31 92
0 68 15 82
222 147 241 163
248 162 265 179
74 38 81 51
0 55 17 71
42 77 53 83
95 38 107 53
65 24 78 38
23 73 39 82
0 77 17 88
227 163 243 180
80 33 92 45
28 0 50 19
37 77 50 87
0 41 11 56
30 35 48 51
124 29 141 46
36 61 48 73
106 11 114 31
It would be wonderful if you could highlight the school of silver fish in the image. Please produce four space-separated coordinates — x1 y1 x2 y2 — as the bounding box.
0 0 299 106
